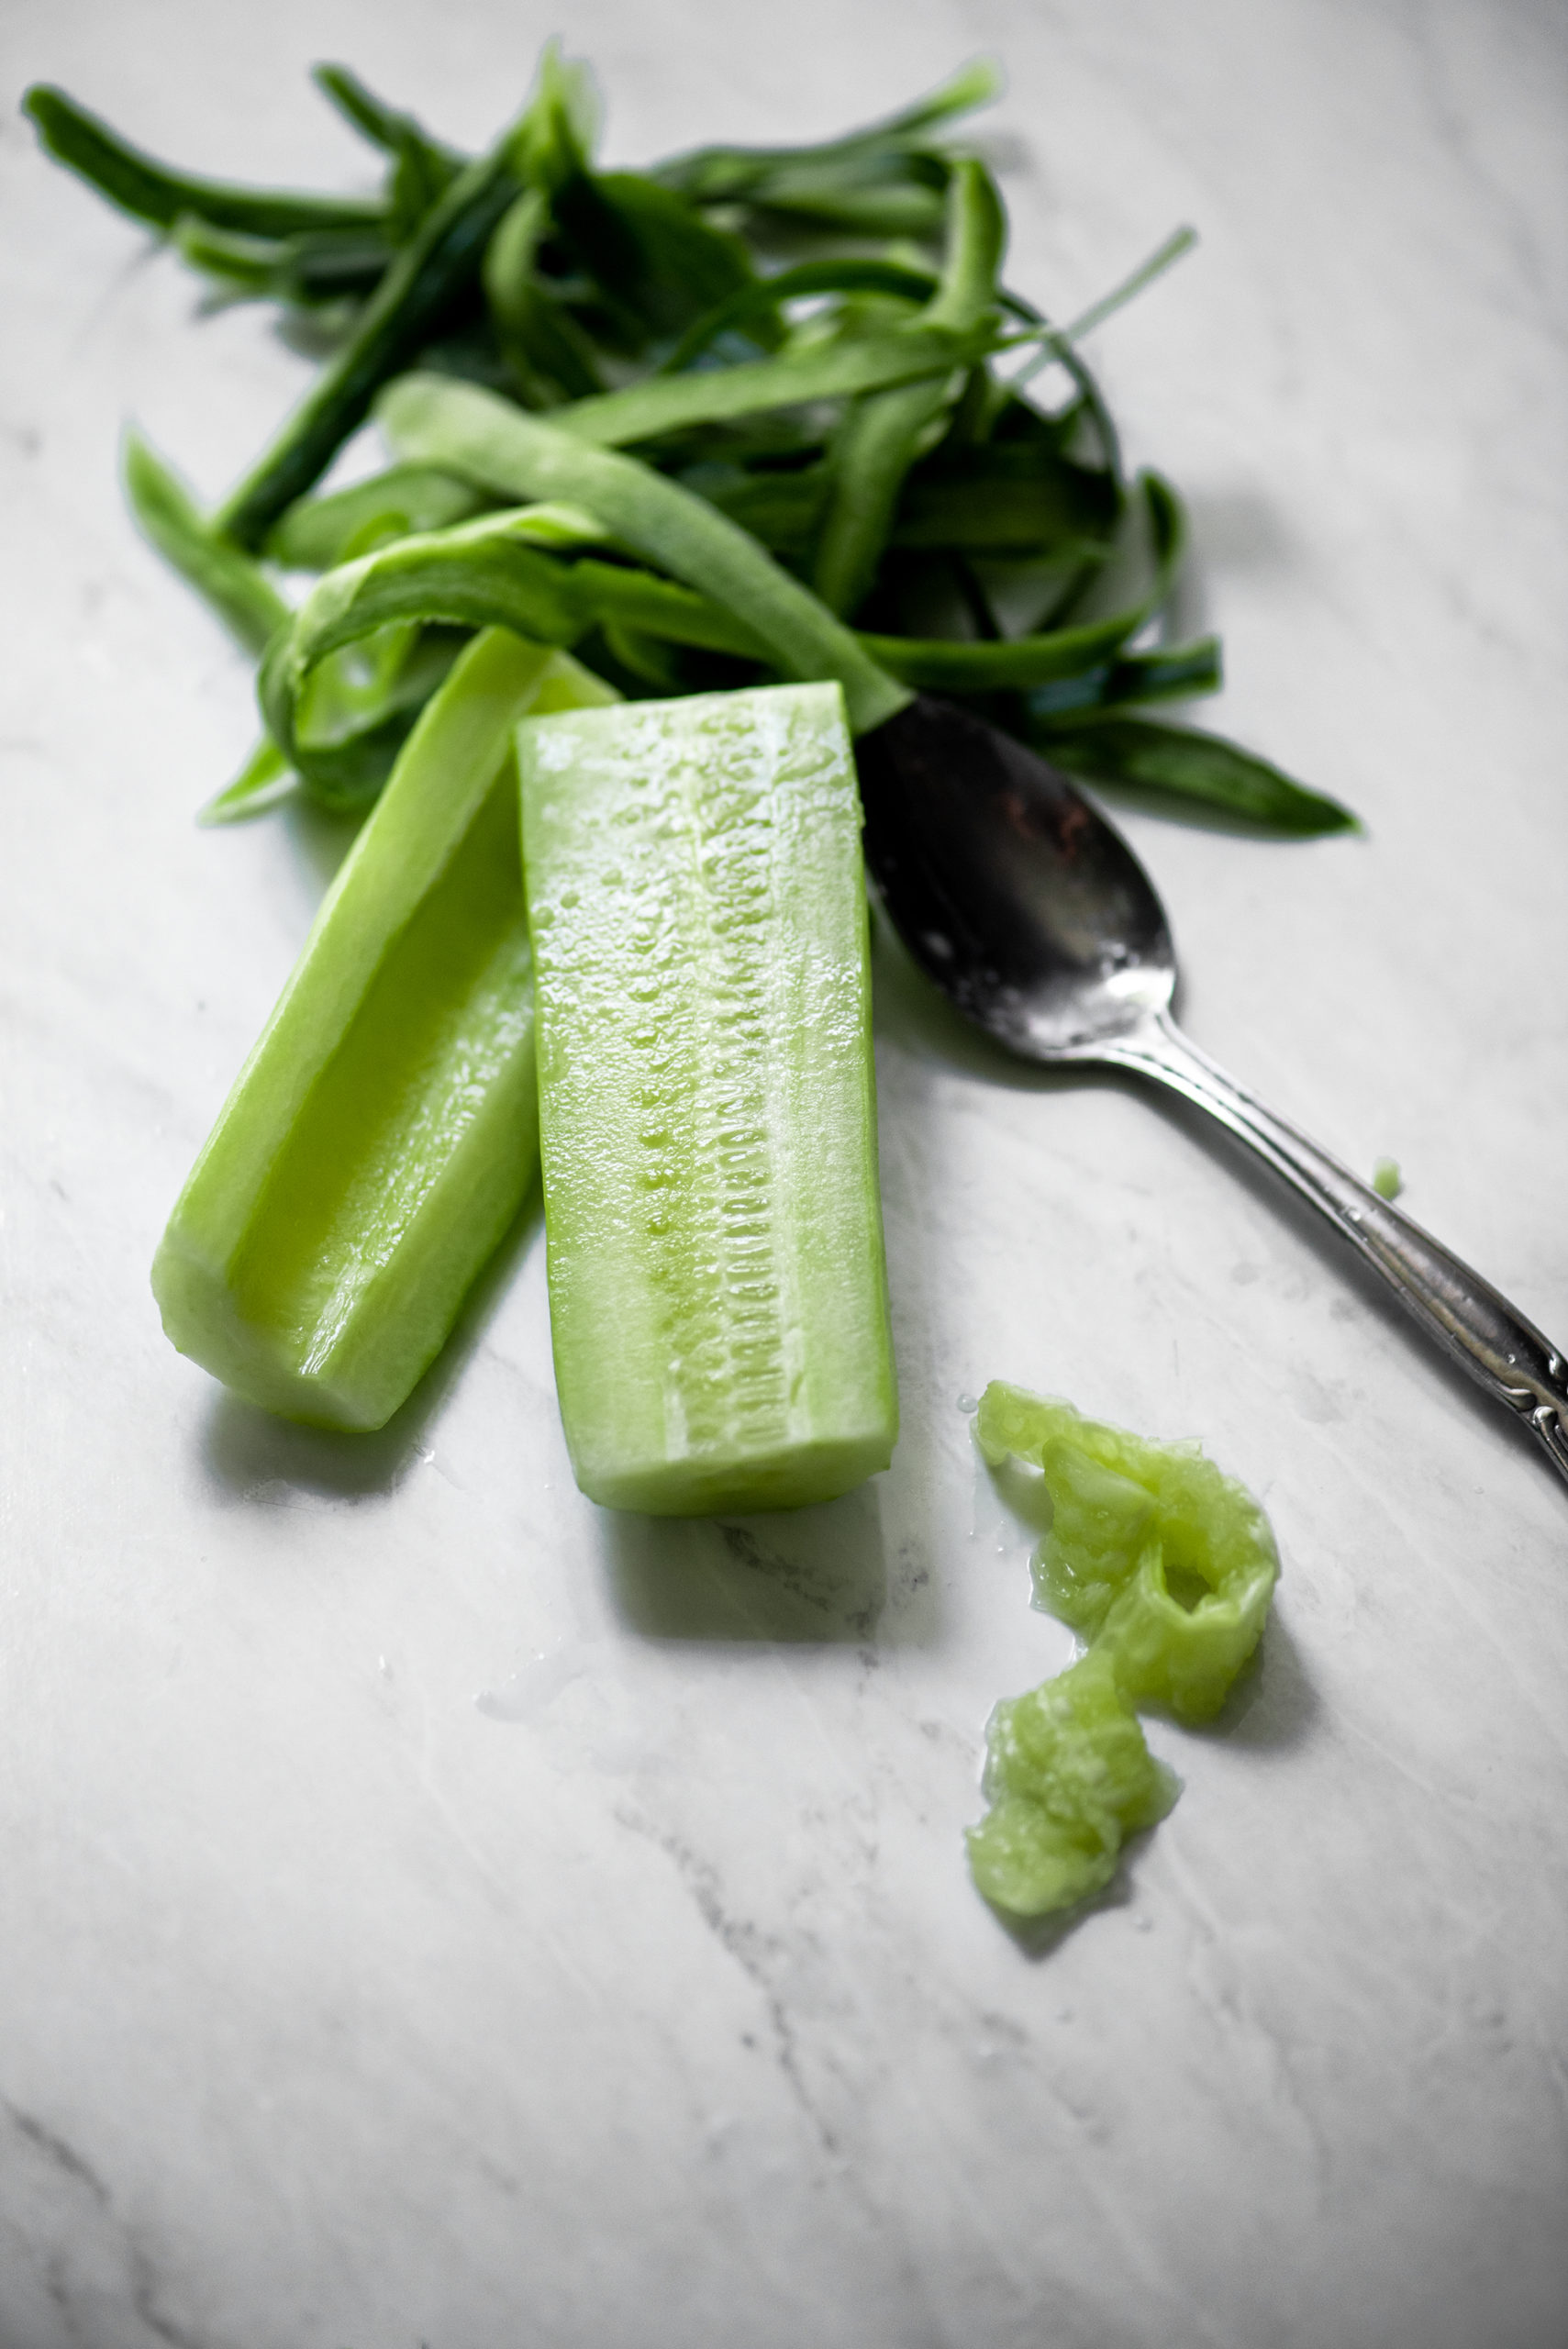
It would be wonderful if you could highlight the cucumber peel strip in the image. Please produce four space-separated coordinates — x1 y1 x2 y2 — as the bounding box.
123 429 291 658
258 505 768 803
477 321 1002 452
657 258 943 376
258 459 1188 791
266 464 495 570
812 158 1007 617
1043 717 1360 836
376 378 911 731
214 119 527 547
862 471 1184 685
22 83 388 238
652 56 1001 204
198 736 297 827
64 56 1346 838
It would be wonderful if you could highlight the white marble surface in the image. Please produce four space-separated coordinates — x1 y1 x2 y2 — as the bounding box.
3 2 1566 2343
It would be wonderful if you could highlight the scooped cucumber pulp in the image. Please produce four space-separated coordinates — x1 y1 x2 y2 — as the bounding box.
152 629 616 1430
518 682 898 1514
968 1382 1280 1918
977 1381 1279 1722
966 1649 1179 1917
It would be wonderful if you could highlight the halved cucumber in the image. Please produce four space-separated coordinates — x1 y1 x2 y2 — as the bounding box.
518 681 898 1513
152 628 615 1430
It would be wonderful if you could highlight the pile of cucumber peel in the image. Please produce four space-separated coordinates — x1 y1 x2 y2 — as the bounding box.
26 50 1354 833
29 53 1294 1917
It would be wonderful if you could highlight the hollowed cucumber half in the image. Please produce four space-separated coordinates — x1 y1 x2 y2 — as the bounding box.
153 628 615 1430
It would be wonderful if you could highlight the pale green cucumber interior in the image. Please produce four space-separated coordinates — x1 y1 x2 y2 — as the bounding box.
584 1430 896 1520
153 631 616 1431
520 682 898 1515
231 774 536 1420
154 774 535 1430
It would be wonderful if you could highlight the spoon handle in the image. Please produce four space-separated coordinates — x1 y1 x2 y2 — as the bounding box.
1106 1009 1568 1486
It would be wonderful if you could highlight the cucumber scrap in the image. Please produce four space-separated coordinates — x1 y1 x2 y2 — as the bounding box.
968 1382 1279 1918
152 629 615 1430
517 681 897 1512
966 1650 1179 1917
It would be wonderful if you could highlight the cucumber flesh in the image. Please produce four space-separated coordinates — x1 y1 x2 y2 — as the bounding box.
152 628 616 1430
976 1381 1280 1724
518 682 897 1514
967 1382 1280 1918
966 1650 1179 1917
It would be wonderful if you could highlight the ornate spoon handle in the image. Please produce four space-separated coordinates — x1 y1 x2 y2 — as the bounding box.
1100 1009 1568 1486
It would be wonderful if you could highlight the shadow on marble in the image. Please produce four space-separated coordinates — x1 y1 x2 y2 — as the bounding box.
876 914 1543 1478
1207 1609 1320 1750
971 126 1034 180
1130 1073 1559 1482
1166 484 1298 644
598 1480 893 1645
197 1193 543 1506
973 1431 1322 1752
283 792 364 899
872 909 1042 1082
985 1836 1146 1960
871 906 1171 1097
993 1612 1322 1954
976 1629 1320 1957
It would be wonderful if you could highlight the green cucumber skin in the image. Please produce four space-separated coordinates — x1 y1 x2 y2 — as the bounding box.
152 629 615 1431
519 683 897 1514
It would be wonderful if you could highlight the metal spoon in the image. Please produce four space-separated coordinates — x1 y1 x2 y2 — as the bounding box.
856 693 1568 1486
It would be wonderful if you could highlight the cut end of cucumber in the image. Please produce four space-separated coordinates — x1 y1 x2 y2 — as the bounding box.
151 1222 412 1432
579 1427 895 1518
519 680 898 1517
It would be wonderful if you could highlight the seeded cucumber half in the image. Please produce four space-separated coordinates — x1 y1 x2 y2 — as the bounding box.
152 628 616 1430
518 682 898 1514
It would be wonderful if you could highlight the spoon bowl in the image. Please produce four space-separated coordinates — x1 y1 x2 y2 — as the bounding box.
856 694 1568 1486
857 694 1174 1056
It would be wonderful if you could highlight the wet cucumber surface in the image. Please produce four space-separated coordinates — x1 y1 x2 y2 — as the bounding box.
518 682 897 1513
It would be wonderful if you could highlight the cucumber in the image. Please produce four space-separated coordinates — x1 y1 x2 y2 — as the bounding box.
517 681 897 1513
152 628 616 1430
